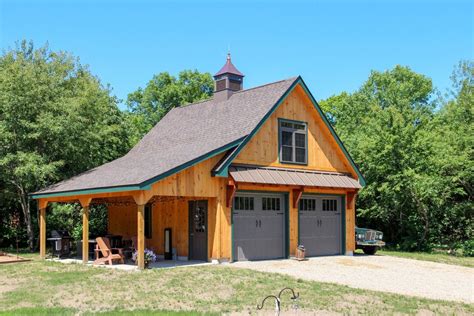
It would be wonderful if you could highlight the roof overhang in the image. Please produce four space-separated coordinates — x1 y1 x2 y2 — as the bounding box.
30 137 245 199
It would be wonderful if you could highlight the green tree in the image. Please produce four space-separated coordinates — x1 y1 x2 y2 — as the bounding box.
321 65 437 249
427 61 473 251
0 41 130 250
126 70 213 143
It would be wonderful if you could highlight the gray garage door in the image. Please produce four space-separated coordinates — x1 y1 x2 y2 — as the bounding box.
233 192 285 261
299 195 342 256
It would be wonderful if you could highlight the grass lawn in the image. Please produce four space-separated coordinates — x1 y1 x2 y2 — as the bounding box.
0 254 473 315
375 249 474 268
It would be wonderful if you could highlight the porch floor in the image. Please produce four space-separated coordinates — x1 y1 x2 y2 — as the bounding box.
48 258 214 271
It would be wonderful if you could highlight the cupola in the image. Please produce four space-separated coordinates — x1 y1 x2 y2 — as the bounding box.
213 53 244 101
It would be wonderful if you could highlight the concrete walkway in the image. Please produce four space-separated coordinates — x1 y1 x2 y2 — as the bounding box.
49 258 213 271
231 255 474 303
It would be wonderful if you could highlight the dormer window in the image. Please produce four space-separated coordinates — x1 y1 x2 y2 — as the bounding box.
279 119 307 164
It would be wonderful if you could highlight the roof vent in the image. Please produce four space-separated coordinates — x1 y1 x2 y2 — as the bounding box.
213 53 244 102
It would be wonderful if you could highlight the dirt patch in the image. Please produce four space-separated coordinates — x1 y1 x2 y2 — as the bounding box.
0 277 19 296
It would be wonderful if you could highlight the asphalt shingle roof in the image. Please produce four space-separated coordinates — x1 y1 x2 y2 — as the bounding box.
34 77 298 195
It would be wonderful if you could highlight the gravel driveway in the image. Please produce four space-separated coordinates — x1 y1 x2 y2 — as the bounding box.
231 255 474 303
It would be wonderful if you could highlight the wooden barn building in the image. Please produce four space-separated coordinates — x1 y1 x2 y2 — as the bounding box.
32 55 365 269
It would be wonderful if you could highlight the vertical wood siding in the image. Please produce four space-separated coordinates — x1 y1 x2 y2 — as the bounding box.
233 85 357 179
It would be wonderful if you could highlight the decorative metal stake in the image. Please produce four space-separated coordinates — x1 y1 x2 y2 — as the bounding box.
257 287 300 315
278 287 300 310
257 295 281 316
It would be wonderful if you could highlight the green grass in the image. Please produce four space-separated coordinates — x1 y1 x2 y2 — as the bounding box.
377 249 474 268
0 254 472 315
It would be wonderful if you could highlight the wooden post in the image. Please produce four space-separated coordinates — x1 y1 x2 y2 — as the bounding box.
137 204 145 269
79 197 92 264
39 205 47 259
132 191 152 270
82 206 89 263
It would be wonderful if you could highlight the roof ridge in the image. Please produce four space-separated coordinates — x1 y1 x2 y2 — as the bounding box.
232 76 298 94
174 76 298 110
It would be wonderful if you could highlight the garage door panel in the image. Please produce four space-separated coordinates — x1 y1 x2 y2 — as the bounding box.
299 196 342 257
233 193 285 261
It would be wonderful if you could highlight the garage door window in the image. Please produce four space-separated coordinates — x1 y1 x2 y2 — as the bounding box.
322 199 337 212
234 196 254 211
299 198 316 211
262 197 280 211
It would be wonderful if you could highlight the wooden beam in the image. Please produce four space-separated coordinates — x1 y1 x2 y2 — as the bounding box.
137 204 145 269
39 206 47 259
292 187 304 208
132 190 153 206
226 178 237 208
78 197 92 208
82 205 90 264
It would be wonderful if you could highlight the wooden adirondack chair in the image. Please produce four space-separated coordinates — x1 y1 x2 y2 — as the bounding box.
93 237 125 265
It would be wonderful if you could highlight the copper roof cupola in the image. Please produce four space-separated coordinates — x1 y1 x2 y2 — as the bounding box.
213 53 244 101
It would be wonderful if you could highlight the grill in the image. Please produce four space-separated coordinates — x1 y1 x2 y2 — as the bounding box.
365 231 376 241
47 230 72 258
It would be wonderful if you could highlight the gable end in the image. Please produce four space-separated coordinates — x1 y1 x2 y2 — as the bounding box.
213 77 366 186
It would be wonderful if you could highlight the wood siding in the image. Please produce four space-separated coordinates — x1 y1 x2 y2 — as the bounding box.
234 85 357 179
108 196 229 260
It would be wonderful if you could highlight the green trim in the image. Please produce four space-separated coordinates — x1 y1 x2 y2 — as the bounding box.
298 80 366 186
139 137 244 188
30 185 148 199
231 202 234 262
31 137 245 199
284 193 290 258
342 196 346 254
297 193 347 255
213 77 366 186
278 118 309 166
214 78 302 178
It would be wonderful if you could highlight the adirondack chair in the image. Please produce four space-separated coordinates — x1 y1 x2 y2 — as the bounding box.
93 237 125 265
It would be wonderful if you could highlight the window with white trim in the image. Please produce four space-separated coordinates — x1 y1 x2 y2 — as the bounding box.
279 120 307 164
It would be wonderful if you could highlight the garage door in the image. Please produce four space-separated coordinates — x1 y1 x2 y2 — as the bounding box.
233 192 286 261
299 195 342 256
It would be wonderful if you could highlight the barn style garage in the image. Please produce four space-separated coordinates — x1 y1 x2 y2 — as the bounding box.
32 55 364 268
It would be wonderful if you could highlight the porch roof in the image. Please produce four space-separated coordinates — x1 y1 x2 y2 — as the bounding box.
229 165 362 189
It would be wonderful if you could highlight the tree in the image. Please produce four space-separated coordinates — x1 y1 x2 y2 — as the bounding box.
126 70 214 143
0 41 130 250
321 65 437 249
426 61 473 252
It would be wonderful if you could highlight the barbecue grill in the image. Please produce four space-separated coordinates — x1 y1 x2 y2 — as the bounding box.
47 230 72 258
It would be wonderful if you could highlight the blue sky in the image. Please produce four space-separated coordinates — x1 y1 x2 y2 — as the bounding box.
1 0 472 109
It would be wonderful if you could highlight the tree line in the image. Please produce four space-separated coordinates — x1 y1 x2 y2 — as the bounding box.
0 41 472 255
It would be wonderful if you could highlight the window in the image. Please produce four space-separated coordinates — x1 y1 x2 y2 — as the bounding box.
234 196 254 211
145 204 152 239
279 119 307 164
299 198 317 211
262 197 281 211
322 199 337 212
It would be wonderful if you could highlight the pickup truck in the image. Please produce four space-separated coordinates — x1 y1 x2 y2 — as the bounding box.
355 227 385 255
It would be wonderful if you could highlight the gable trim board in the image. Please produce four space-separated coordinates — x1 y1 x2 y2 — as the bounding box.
212 76 366 187
30 136 245 199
